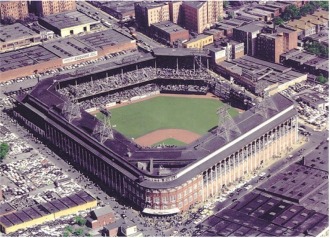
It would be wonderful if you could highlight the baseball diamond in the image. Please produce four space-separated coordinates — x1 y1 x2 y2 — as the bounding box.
94 95 239 146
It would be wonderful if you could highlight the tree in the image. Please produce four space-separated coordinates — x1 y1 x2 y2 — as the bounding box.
274 17 284 25
74 228 84 237
0 143 9 162
223 0 229 9
282 4 301 20
75 216 86 226
317 74 328 84
304 41 329 58
63 231 70 237
64 226 73 233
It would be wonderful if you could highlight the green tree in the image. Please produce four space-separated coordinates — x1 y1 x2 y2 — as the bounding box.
304 41 329 58
223 0 229 9
63 231 70 237
75 216 87 226
0 143 9 162
317 74 328 84
282 4 301 20
64 226 73 233
74 228 84 237
274 17 284 25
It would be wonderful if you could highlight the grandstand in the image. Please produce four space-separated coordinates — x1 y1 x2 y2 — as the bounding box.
12 52 298 215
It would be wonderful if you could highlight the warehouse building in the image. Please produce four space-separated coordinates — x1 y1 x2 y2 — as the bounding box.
0 23 42 53
39 11 99 37
0 191 96 234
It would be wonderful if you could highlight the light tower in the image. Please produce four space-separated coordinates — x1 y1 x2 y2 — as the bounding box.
61 100 81 123
93 106 114 143
216 105 241 141
254 95 278 118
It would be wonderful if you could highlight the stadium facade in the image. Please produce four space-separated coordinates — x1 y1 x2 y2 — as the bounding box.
12 54 298 215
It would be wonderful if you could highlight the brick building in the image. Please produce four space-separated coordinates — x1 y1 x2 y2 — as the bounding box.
233 22 265 56
169 1 182 24
207 0 223 25
33 0 76 17
181 0 223 34
256 26 298 63
182 1 208 34
101 2 135 21
86 206 115 229
134 2 170 30
150 21 189 46
0 1 29 21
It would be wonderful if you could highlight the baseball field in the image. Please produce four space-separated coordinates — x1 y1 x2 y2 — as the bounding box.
95 95 239 146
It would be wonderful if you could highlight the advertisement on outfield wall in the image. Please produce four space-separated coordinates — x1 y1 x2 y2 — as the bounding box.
62 51 98 64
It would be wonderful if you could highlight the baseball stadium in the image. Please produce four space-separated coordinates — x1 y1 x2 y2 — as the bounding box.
12 49 299 215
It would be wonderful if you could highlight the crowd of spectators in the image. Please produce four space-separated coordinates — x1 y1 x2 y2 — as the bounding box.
79 84 159 110
57 67 217 100
156 68 215 81
58 67 157 99
160 84 208 93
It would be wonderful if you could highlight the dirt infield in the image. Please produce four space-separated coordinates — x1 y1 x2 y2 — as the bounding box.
134 129 201 147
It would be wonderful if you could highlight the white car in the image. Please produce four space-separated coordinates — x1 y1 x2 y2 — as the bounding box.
259 172 266 177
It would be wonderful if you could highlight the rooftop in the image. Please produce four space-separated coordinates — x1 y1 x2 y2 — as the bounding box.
92 205 113 219
42 37 95 58
151 21 187 34
40 11 98 29
77 29 134 50
182 1 206 9
235 22 265 33
136 1 168 10
0 45 60 73
0 23 39 43
184 34 212 43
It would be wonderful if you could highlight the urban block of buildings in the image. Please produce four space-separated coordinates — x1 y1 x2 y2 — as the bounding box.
216 55 307 95
280 49 329 77
135 0 224 34
0 29 137 82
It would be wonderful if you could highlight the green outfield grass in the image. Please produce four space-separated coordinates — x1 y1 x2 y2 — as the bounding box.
152 138 187 147
95 96 239 139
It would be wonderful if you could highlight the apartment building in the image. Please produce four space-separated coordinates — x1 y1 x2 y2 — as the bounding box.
182 0 224 34
134 2 170 30
0 1 29 21
182 1 208 34
233 22 265 56
256 26 298 63
33 0 76 17
169 1 182 24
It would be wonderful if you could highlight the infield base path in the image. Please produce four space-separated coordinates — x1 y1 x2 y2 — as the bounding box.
134 129 200 147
